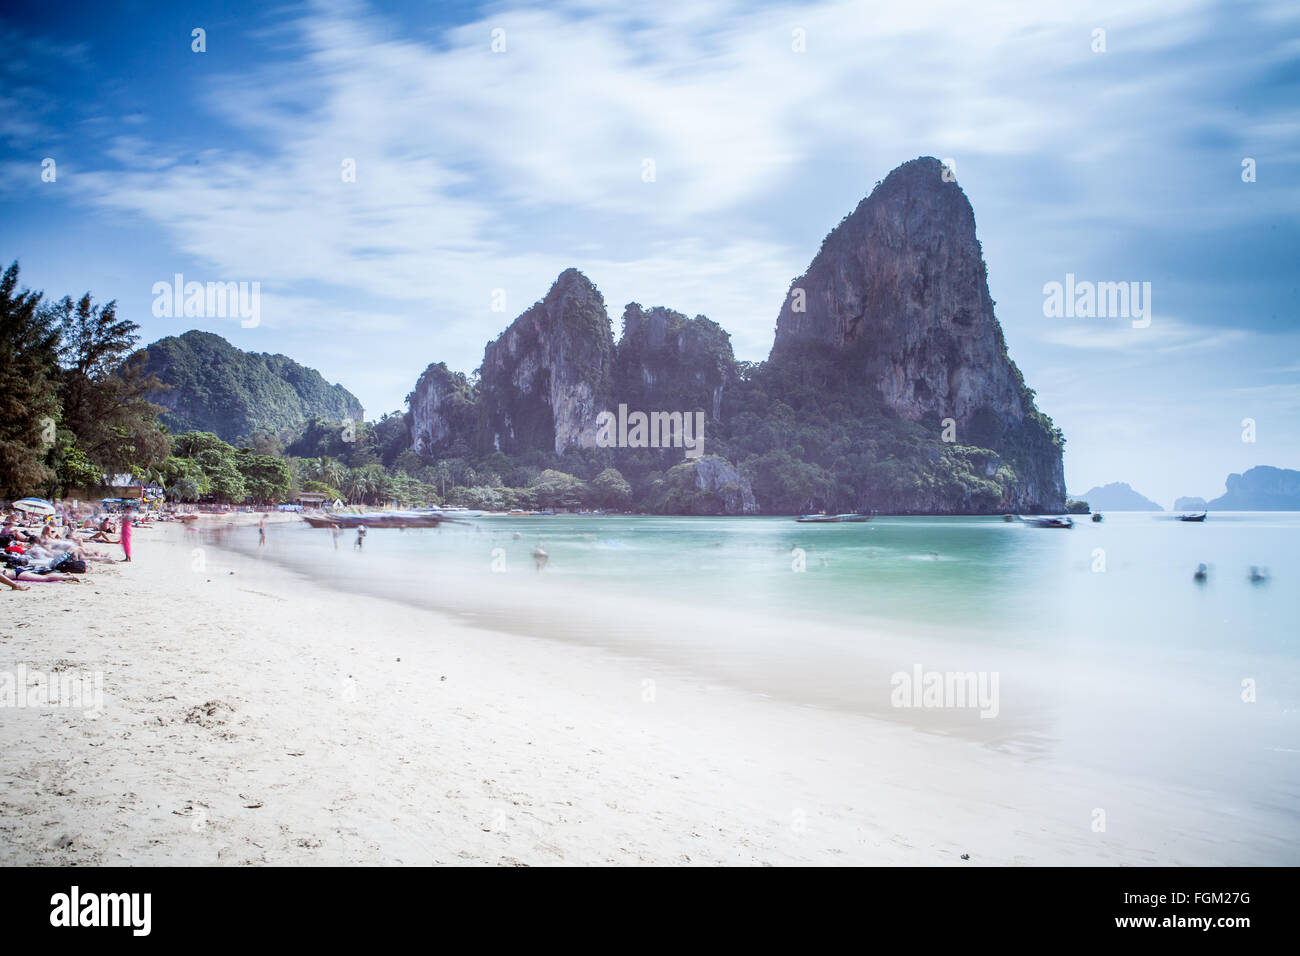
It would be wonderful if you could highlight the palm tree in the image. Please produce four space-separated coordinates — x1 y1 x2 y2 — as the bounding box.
432 460 452 497
323 456 345 489
173 433 201 458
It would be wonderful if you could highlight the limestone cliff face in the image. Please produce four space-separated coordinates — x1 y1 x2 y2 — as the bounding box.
771 156 1065 512
691 456 758 515
407 361 476 457
479 269 615 455
613 304 734 421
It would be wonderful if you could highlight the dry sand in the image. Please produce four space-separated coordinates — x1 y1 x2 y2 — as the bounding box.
0 516 1272 865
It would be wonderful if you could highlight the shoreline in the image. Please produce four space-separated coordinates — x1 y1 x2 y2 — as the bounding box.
1 522 1291 865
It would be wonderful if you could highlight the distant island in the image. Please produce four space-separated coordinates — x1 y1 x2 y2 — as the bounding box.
1072 482 1163 511
1202 466 1300 510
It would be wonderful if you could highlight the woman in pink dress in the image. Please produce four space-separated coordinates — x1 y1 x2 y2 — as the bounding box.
120 512 133 562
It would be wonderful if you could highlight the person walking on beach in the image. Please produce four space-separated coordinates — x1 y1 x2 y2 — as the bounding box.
330 524 340 549
354 523 366 550
258 514 267 548
120 510 133 562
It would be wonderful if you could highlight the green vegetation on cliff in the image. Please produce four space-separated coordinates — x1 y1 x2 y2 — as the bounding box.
131 330 364 446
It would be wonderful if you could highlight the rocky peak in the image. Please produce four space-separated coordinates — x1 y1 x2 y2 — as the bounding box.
407 361 476 457
769 155 1064 511
772 156 1024 427
479 269 615 455
614 303 734 421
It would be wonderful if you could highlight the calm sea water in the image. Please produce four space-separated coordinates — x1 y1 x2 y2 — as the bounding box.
204 512 1300 831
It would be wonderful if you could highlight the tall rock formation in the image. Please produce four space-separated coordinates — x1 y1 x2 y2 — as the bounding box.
400 157 1066 514
613 304 734 421
478 269 615 455
407 362 477 457
770 156 1065 511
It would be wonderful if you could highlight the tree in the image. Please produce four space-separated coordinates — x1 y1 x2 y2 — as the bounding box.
51 292 168 478
529 469 588 510
592 467 632 509
47 428 100 496
169 477 201 502
431 460 452 497
236 452 292 504
0 262 62 495
172 431 248 502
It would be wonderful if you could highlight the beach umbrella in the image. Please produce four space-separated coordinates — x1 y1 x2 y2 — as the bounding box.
12 497 55 515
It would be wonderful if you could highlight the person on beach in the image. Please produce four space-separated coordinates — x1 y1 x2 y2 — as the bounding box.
0 570 29 590
3 567 81 584
120 511 133 562
259 514 267 548
331 524 340 549
355 524 366 550
52 526 110 562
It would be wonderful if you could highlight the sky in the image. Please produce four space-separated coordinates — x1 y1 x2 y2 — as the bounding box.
1 0 1297 507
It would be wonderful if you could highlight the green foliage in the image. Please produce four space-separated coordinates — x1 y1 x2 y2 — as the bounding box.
132 330 363 446
0 262 62 495
48 429 101 493
529 469 589 509
591 467 632 509
236 452 292 504
50 292 169 480
1065 499 1091 514
613 304 733 418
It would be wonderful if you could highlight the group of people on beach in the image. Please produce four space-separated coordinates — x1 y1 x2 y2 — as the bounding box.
0 504 140 591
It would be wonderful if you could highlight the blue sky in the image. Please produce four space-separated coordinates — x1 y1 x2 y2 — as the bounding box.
2 0 1297 506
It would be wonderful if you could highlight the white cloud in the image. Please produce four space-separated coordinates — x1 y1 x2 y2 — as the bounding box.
9 0 1299 433
1038 319 1251 353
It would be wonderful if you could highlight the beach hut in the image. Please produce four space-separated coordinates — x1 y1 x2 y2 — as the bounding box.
296 493 327 510
104 473 144 500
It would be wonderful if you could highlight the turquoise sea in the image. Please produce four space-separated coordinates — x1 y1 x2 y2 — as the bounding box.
205 512 1300 842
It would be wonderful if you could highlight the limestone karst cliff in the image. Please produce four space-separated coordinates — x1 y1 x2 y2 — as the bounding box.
769 156 1065 512
405 157 1066 514
613 304 734 423
477 268 615 456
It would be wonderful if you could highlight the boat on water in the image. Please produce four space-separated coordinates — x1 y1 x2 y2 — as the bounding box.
1178 512 1208 522
1091 512 1104 522
795 513 872 523
302 511 466 529
1024 516 1074 529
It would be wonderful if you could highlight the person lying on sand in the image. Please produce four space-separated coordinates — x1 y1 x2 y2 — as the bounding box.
46 527 110 561
88 518 119 543
0 572 29 590
3 567 81 584
20 541 56 563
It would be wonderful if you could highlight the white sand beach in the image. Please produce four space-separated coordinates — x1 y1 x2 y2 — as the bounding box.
0 518 1279 866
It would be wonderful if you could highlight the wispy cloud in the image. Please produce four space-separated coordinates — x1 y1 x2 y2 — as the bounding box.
33 0 1300 380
